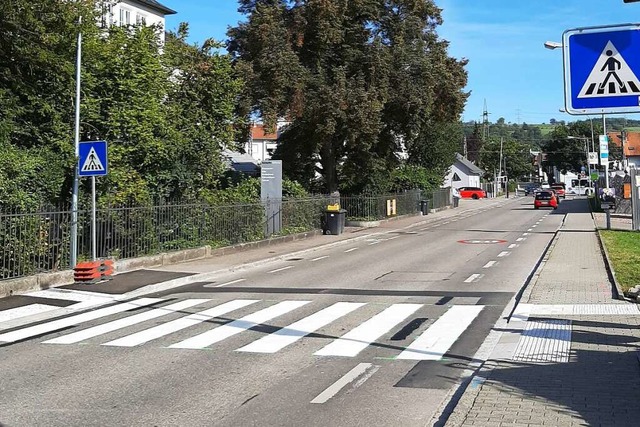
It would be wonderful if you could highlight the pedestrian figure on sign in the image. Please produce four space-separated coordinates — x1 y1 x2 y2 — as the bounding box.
599 49 624 91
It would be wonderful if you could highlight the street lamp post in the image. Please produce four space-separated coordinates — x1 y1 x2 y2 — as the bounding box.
70 14 82 268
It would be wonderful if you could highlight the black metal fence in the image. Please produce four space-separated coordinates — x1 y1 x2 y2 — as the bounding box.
1 189 450 280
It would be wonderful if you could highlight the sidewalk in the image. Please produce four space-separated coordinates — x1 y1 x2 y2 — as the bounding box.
444 198 640 427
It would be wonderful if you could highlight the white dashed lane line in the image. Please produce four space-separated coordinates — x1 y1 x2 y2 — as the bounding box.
344 248 358 253
483 261 497 268
269 266 294 274
311 256 329 262
508 244 518 249
497 251 510 257
516 237 526 242
464 274 482 283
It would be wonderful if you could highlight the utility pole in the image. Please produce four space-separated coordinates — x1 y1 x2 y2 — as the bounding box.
499 137 504 194
482 99 490 141
504 156 509 198
463 136 468 158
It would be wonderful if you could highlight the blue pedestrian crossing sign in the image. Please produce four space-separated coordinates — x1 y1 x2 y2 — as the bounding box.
563 24 640 114
78 140 108 177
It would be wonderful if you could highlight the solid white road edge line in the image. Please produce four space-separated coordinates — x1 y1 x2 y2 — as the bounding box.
205 279 245 288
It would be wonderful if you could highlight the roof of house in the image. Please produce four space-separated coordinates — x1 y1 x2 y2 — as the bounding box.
607 131 640 157
132 0 177 15
251 124 278 140
456 153 484 175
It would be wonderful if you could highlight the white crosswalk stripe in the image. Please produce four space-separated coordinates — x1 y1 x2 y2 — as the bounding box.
314 303 422 357
43 299 211 345
0 298 163 343
170 300 311 350
3 298 484 361
0 304 60 323
396 305 484 360
237 302 365 354
104 299 260 347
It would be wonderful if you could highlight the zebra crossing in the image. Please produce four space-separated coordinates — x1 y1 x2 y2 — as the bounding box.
0 298 485 360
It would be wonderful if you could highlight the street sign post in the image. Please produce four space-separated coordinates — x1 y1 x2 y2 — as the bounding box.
599 135 610 188
78 141 108 261
563 24 640 115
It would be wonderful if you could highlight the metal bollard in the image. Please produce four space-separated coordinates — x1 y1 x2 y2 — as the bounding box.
605 208 611 230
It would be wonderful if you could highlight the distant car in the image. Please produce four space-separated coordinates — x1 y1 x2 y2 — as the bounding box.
524 184 540 196
458 187 487 199
551 183 566 199
540 182 551 189
534 190 558 209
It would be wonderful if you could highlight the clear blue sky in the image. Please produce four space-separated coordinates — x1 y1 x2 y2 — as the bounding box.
162 0 640 125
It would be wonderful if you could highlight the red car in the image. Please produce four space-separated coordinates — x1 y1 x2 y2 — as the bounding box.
551 184 566 199
458 187 487 199
534 190 558 209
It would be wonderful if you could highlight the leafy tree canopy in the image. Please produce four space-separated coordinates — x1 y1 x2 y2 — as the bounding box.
228 0 469 193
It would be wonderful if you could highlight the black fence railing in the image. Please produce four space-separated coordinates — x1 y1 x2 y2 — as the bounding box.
1 189 450 281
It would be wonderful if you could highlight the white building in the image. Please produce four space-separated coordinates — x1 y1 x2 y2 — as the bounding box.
101 0 176 44
444 153 484 188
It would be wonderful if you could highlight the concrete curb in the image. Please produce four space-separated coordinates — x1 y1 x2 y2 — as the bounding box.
0 229 326 299
591 208 627 301
595 229 627 301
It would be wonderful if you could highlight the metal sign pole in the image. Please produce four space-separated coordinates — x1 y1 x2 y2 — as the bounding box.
632 167 640 231
91 175 97 261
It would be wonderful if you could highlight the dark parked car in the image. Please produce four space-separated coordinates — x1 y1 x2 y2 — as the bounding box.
458 187 487 199
524 183 540 196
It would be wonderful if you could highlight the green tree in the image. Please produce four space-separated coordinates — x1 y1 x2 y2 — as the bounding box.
543 123 589 174
1 1 243 208
229 0 468 194
481 138 532 181
0 0 101 207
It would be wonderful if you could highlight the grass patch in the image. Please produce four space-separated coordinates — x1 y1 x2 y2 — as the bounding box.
600 230 640 293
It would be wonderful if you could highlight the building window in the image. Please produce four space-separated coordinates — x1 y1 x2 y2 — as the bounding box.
119 8 131 26
100 3 113 28
452 172 461 181
136 13 147 25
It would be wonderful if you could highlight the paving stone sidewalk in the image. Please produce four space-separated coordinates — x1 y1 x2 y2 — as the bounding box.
444 199 640 427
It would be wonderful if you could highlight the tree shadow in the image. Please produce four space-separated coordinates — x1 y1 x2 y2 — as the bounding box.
437 318 640 426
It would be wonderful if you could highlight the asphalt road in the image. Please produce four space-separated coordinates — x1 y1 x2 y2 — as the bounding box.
0 196 566 427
